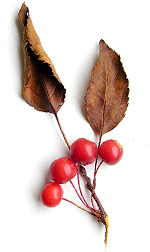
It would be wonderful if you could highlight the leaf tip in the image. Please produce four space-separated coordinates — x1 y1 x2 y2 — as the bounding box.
99 39 110 53
99 39 105 45
18 2 29 26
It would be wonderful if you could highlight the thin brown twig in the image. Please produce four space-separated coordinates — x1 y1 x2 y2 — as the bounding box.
54 113 71 149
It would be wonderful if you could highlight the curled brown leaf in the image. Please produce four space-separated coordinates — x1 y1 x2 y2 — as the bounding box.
18 3 66 114
85 40 129 135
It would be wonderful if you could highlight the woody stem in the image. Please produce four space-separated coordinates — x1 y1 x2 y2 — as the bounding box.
54 113 70 149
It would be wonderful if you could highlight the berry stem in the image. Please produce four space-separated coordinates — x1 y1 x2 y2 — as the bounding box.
69 180 87 207
76 164 99 217
62 198 93 215
93 160 104 187
91 160 104 209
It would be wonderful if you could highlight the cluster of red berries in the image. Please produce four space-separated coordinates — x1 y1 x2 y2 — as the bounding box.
41 138 123 207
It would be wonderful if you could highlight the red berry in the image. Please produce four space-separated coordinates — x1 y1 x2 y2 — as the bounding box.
70 138 98 165
99 140 123 165
41 182 63 207
49 157 77 184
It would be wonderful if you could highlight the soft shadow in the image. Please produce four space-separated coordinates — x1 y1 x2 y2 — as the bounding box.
79 42 99 120
88 210 105 236
33 167 52 204
15 15 24 98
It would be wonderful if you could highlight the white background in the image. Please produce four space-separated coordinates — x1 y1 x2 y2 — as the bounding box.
1 0 150 251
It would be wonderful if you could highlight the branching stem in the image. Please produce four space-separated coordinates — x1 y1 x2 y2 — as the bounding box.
76 164 99 217
53 112 108 244
79 165 107 220
70 180 87 207
62 198 92 215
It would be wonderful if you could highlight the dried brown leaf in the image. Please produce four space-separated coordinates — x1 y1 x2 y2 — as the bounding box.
85 40 129 135
18 3 66 113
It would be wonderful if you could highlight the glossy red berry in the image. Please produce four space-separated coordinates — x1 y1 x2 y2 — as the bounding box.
70 138 98 165
49 157 77 184
41 182 63 207
99 139 123 165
